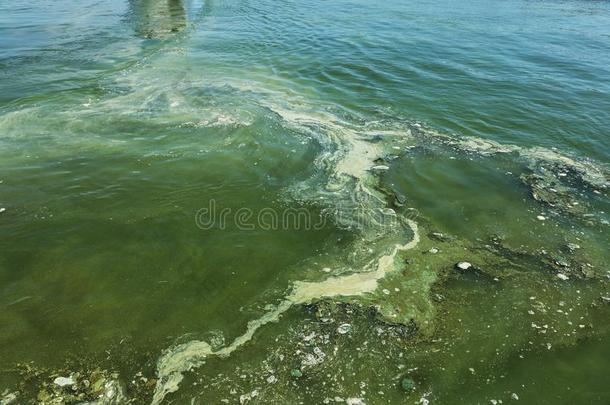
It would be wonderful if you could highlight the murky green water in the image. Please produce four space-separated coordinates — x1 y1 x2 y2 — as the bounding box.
1 0 609 404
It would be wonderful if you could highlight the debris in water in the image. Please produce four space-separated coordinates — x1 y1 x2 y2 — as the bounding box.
53 376 76 387
429 232 451 242
456 262 472 270
566 243 581 252
239 390 259 404
1 390 18 405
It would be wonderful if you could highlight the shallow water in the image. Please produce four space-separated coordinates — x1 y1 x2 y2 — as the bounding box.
0 0 609 404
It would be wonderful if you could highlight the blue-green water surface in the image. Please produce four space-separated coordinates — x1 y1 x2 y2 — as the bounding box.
1 0 609 404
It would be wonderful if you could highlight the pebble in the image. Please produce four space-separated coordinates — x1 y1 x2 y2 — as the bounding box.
371 165 389 171
556 273 569 281
456 261 472 270
428 248 439 254
536 215 546 221
0 208 5 213
382 289 390 295
53 376 76 387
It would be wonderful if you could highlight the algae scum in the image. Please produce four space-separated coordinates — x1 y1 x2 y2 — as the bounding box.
1 0 610 404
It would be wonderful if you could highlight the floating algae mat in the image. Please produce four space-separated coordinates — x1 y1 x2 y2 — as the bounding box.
1 0 610 404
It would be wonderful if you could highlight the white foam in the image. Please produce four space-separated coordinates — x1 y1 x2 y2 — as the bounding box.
426 129 608 189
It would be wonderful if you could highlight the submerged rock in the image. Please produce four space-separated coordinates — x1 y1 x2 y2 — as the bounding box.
400 377 415 392
290 369 303 378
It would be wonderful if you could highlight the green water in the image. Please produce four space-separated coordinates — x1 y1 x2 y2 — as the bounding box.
1 0 609 404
